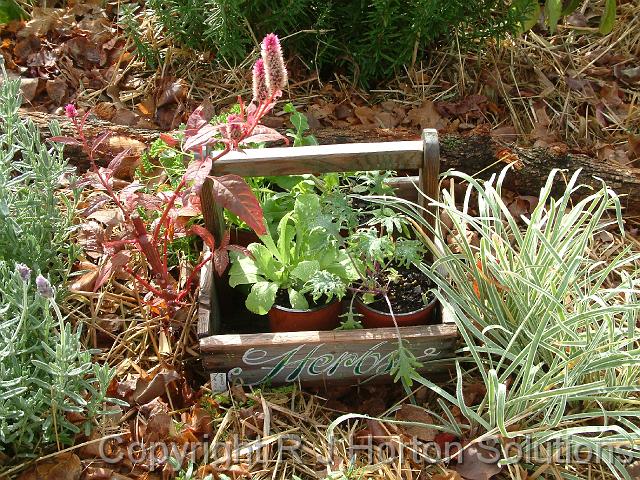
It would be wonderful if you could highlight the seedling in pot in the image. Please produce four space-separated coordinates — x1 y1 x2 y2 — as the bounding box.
229 193 358 331
346 223 436 329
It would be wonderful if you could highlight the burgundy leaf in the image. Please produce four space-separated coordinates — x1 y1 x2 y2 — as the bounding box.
79 194 111 217
219 229 230 249
184 156 213 193
131 214 169 287
159 133 178 147
94 250 131 291
174 205 201 218
103 238 135 254
91 131 113 153
77 170 113 190
50 136 82 146
124 192 162 212
186 105 209 133
189 225 215 250
241 125 286 145
77 221 106 254
205 175 266 236
184 124 223 151
213 248 230 276
107 148 131 172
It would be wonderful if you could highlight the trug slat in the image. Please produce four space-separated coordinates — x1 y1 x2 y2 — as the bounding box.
211 141 423 176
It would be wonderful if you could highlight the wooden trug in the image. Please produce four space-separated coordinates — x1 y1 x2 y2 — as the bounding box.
198 129 457 389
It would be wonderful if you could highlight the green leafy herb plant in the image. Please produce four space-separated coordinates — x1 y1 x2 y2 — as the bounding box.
284 103 318 147
229 193 357 315
0 65 117 458
514 0 617 34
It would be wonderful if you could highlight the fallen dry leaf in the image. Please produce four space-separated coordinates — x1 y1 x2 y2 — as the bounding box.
614 65 640 84
432 470 464 480
188 405 213 437
627 134 640 162
156 78 188 108
83 467 132 480
46 76 68 105
367 418 389 441
111 108 138 126
238 405 265 439
198 463 251 480
18 453 81 480
334 103 353 120
354 106 378 126
375 110 400 128
138 397 173 442
407 100 446 130
394 404 437 441
19 7 71 38
136 369 181 405
453 443 502 480
88 208 123 226
627 462 640 479
69 268 98 292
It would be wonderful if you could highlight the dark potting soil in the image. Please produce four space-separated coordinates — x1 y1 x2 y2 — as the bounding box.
274 289 328 310
366 265 435 314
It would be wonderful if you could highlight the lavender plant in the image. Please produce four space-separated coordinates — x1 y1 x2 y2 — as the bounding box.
0 66 114 458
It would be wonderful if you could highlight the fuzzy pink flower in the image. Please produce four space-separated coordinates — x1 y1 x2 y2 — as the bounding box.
64 103 78 119
252 59 269 104
261 33 287 95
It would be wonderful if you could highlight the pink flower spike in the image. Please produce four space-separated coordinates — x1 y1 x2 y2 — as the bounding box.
261 33 288 95
64 103 78 119
252 59 269 104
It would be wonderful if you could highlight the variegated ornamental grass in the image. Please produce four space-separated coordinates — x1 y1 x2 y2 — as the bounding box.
332 169 640 478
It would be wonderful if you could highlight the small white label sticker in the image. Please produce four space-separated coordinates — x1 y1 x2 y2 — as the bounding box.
210 372 227 393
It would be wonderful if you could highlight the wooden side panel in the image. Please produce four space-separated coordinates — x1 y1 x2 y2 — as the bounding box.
201 323 457 387
210 141 423 176
419 129 440 232
197 247 215 338
198 178 227 337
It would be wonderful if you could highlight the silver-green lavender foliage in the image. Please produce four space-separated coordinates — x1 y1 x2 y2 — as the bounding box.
0 66 114 457
0 69 76 276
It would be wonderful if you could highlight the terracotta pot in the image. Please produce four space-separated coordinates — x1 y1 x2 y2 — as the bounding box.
355 297 438 329
268 300 342 332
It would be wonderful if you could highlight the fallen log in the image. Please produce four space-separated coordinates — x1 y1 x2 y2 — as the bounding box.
314 128 640 216
21 109 640 214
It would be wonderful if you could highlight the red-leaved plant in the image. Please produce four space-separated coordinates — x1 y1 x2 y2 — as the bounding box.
53 34 288 315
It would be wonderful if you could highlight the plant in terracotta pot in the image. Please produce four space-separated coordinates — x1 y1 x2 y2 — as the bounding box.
347 226 437 329
229 193 358 332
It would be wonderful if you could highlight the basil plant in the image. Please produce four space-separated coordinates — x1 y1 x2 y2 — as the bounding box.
229 193 358 315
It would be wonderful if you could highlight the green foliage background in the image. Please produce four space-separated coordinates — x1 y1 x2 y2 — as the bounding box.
143 0 530 85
